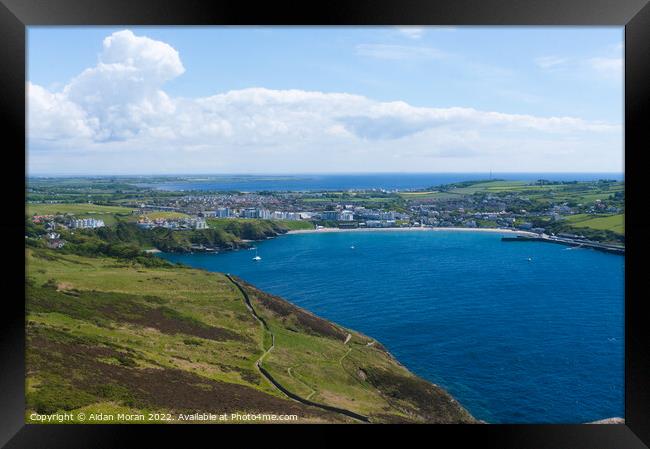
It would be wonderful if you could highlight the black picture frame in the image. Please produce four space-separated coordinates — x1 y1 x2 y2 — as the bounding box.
2 0 649 447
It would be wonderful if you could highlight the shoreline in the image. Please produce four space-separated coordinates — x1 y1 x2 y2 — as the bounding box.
156 226 621 423
286 226 536 236
155 227 536 254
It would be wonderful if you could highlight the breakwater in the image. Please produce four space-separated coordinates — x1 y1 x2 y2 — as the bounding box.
501 235 624 255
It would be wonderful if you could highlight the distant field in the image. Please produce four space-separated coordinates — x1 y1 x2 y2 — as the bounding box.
400 191 436 196
138 211 190 220
400 180 624 204
469 181 529 189
399 191 461 200
399 181 531 199
27 203 133 216
565 213 625 234
450 181 530 194
27 203 134 226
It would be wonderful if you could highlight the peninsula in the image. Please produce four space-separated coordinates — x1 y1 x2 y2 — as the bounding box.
26 245 476 424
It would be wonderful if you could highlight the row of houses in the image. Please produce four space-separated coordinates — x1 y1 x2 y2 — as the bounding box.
137 217 208 230
32 215 106 229
236 208 304 220
365 220 398 228
320 210 354 221
68 218 105 229
203 208 232 218
319 208 405 222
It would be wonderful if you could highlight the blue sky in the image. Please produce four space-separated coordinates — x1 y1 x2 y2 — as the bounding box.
27 26 623 175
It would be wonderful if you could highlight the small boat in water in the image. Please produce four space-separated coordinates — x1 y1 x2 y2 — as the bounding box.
252 248 262 261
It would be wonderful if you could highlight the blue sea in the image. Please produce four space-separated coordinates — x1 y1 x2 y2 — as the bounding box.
141 172 623 192
160 231 624 423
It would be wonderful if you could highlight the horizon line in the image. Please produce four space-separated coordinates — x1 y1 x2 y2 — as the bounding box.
26 171 625 178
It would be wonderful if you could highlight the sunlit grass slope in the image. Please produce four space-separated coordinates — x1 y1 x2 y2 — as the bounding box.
26 248 474 424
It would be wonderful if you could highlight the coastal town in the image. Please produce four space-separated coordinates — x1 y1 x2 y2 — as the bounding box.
26 177 625 254
24 176 625 425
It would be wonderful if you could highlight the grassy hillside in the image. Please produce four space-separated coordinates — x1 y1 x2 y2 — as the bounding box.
26 220 280 257
27 203 134 216
271 219 314 231
26 218 313 264
207 218 313 238
564 213 624 235
26 247 475 424
240 279 475 423
27 203 135 226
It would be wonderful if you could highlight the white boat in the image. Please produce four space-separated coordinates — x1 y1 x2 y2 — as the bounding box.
253 248 262 261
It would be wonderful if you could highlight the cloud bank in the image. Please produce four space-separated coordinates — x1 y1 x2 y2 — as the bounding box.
28 30 623 175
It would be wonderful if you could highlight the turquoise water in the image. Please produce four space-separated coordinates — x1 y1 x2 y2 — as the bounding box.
160 231 624 423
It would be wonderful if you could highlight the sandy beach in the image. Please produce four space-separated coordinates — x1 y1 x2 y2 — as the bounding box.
287 227 536 236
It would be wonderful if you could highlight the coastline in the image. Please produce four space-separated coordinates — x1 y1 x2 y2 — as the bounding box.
155 225 623 422
286 226 536 236
29 246 476 424
155 226 536 254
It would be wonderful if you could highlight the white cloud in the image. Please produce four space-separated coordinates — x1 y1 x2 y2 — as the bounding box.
535 46 623 81
57 29 184 142
395 27 426 39
27 82 96 142
100 30 185 81
338 104 617 140
355 44 445 60
27 30 623 174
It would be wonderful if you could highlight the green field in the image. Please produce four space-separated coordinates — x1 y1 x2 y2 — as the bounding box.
208 218 314 232
565 213 625 234
26 248 473 423
399 191 461 200
400 180 624 208
449 181 530 194
137 211 190 220
271 219 314 230
27 203 134 226
27 203 134 216
399 181 538 200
